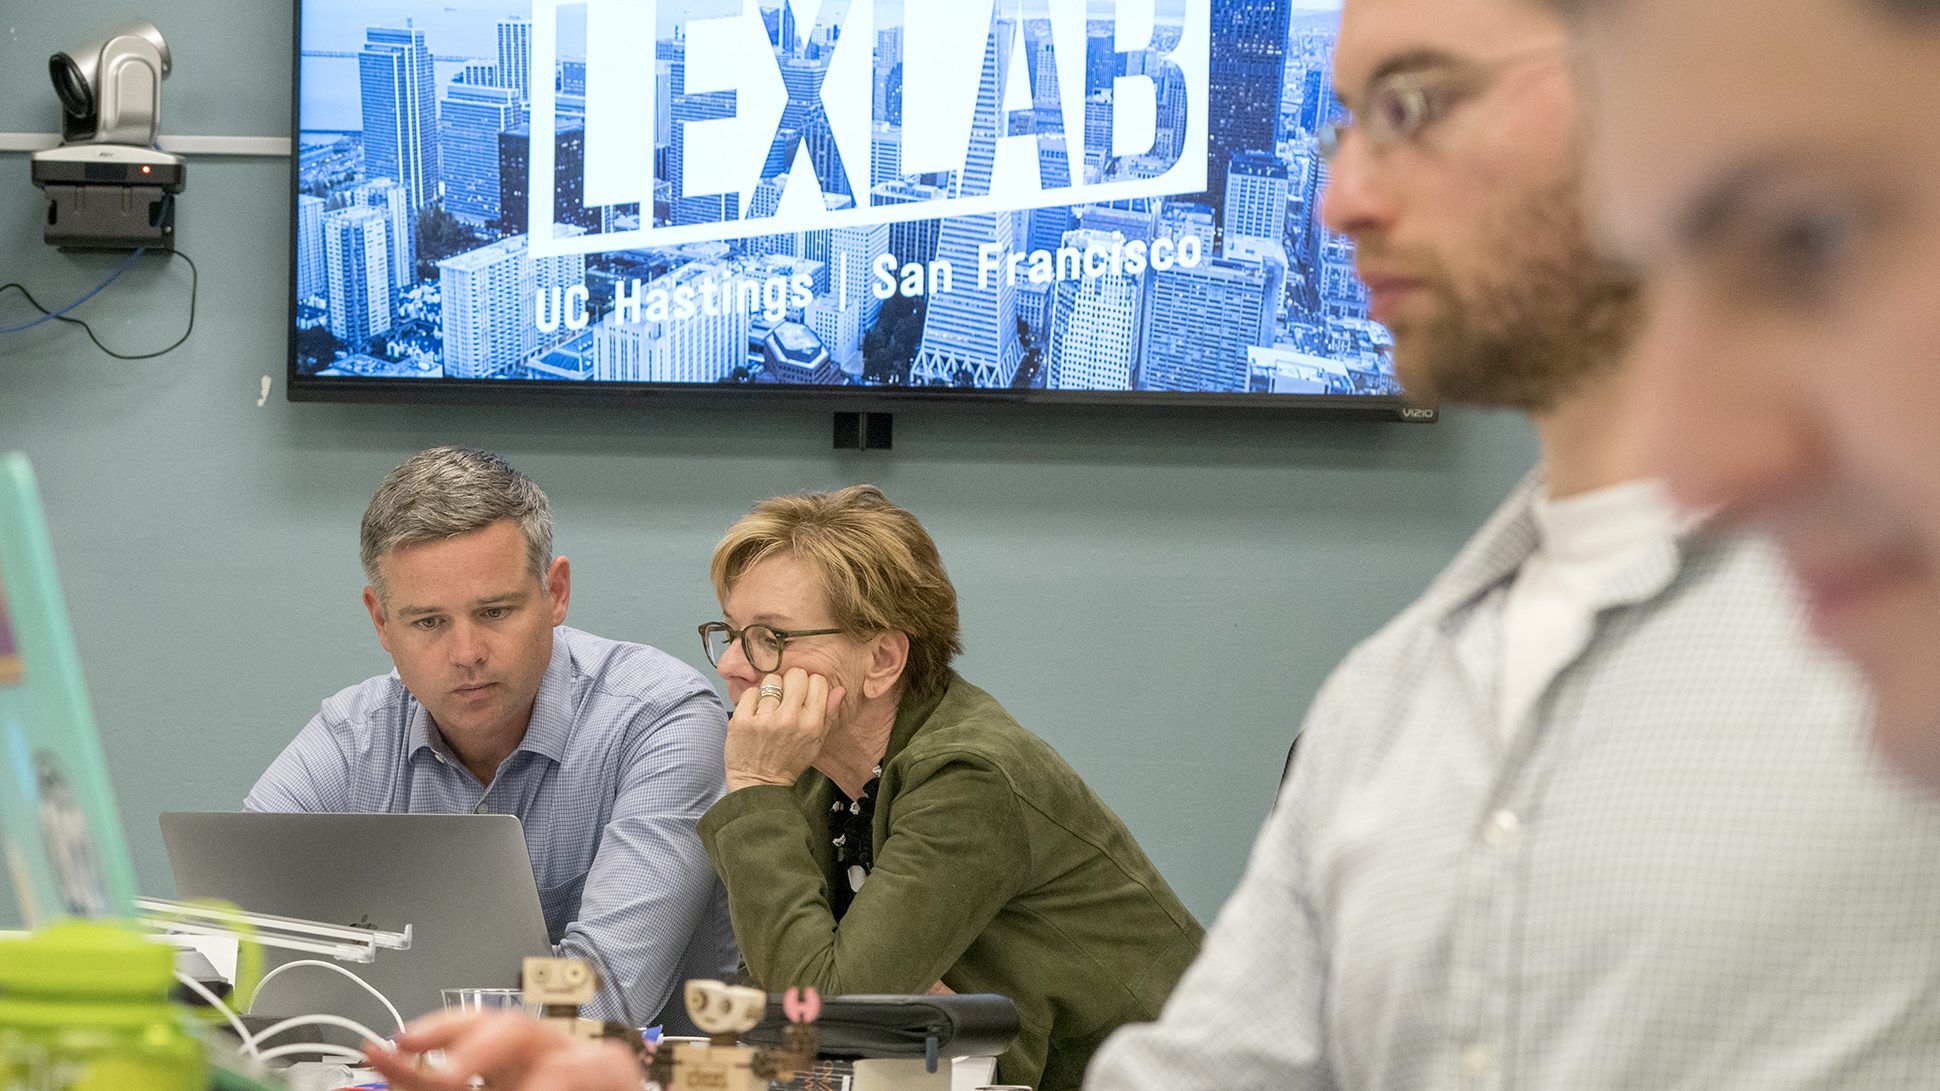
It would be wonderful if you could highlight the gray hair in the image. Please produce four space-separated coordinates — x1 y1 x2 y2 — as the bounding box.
359 446 553 602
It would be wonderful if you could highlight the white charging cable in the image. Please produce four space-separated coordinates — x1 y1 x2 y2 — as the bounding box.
247 959 408 1034
252 1042 371 1064
241 1012 390 1057
172 970 387 1074
173 971 254 1045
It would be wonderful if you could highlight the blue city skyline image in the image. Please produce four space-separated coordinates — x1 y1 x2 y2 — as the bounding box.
292 0 1399 398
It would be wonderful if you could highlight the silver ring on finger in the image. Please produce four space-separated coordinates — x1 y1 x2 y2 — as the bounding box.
758 683 785 704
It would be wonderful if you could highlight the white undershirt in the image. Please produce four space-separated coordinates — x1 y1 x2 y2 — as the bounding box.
1498 479 1683 740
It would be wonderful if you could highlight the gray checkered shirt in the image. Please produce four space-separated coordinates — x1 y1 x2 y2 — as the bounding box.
1088 477 1940 1090
246 625 738 1029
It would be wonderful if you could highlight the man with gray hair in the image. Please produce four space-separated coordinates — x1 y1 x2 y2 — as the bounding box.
248 446 737 1030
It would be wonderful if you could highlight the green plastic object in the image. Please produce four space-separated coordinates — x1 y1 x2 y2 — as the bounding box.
0 919 207 1090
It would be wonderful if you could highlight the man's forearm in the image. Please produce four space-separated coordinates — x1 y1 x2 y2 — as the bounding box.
561 817 726 1026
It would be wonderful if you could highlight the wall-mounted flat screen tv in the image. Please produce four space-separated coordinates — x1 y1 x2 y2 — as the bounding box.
288 0 1414 416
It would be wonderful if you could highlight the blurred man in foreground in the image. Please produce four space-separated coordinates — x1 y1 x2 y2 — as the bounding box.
1551 0 1940 788
1083 0 1940 1084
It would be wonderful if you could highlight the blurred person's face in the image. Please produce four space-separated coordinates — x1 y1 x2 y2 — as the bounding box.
1575 0 1940 782
1322 0 1636 412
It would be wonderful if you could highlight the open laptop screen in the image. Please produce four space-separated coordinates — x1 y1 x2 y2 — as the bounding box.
162 811 556 1023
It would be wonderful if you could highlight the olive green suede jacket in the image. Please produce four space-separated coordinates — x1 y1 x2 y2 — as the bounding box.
697 673 1203 1091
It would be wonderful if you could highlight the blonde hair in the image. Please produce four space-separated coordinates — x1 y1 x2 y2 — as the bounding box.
711 485 963 700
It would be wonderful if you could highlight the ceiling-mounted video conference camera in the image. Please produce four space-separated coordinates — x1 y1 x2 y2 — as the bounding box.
29 18 186 251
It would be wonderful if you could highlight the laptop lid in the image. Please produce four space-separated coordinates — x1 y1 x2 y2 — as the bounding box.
161 811 554 1025
0 453 140 928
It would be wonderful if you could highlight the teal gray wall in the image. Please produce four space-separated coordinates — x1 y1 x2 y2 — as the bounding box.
0 0 1539 927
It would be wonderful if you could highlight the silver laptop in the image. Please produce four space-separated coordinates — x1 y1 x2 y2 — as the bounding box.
160 812 554 1028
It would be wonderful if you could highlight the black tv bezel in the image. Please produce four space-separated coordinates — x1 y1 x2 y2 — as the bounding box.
282 0 1425 422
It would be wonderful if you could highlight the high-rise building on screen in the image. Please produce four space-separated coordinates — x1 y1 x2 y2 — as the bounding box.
1048 229 1142 391
1143 256 1280 393
442 82 522 226
1223 150 1290 263
295 195 326 303
912 20 1022 388
497 18 532 104
359 25 440 211
1201 0 1291 230
440 233 586 379
324 207 392 349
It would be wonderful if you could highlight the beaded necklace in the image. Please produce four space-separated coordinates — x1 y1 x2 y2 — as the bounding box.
828 764 883 920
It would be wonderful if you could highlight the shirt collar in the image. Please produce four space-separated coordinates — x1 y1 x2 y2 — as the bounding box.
515 631 577 763
1425 469 1692 627
407 627 577 766
1421 469 1547 622
406 701 449 764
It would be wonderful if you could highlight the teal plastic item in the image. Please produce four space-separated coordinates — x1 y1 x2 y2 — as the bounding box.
0 454 293 1090
0 451 140 925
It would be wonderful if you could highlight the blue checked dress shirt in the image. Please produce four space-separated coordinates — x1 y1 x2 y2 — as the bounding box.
1088 475 1940 1090
246 625 738 1029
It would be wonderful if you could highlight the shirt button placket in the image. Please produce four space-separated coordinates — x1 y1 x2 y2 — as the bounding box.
1450 803 1523 1091
1483 809 1520 848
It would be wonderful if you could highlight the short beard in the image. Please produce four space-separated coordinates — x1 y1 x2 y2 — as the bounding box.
1386 173 1640 415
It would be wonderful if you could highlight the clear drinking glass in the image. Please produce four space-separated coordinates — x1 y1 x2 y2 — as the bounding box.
440 987 536 1015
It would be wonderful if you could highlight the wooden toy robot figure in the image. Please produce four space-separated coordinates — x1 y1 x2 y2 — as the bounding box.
522 956 647 1056
647 980 821 1091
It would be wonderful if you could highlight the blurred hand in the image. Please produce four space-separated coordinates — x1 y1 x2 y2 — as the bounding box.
725 667 845 792
362 1010 645 1091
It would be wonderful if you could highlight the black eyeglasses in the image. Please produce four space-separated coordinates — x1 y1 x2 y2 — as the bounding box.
698 622 846 673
